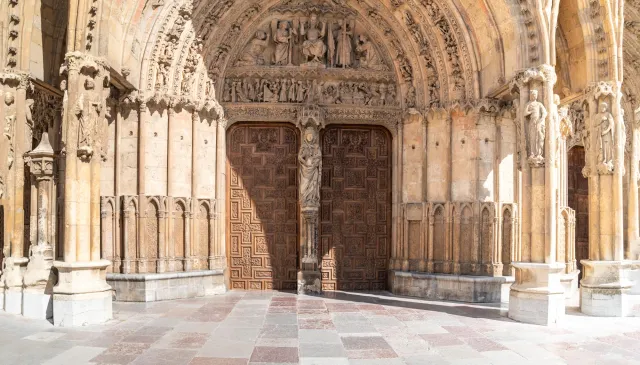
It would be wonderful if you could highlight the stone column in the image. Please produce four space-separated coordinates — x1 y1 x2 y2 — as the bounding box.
0 72 31 314
580 81 637 317
23 132 56 319
627 99 640 260
52 52 112 327
296 105 324 294
508 66 566 326
215 118 227 271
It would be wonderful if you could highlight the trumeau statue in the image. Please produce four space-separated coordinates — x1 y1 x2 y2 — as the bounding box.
299 125 322 208
524 89 547 164
596 101 615 171
301 14 327 65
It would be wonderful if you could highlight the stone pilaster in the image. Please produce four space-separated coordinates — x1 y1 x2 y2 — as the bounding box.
52 52 112 327
580 81 640 317
0 70 33 314
508 65 565 326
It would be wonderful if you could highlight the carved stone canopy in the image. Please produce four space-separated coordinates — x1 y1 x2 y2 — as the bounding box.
297 104 325 130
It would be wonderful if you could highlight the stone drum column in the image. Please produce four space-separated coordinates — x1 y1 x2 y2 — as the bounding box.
23 132 56 319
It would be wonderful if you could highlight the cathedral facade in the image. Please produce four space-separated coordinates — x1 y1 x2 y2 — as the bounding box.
0 0 638 326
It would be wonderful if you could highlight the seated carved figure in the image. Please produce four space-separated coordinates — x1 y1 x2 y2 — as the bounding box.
301 14 327 65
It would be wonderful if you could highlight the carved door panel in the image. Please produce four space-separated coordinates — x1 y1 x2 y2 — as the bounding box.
227 124 299 290
320 125 391 291
568 147 588 279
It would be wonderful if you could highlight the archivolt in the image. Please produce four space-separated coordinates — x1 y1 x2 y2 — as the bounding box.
135 0 495 109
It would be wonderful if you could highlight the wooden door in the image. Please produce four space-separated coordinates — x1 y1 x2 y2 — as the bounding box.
568 146 588 278
320 125 391 291
227 124 299 290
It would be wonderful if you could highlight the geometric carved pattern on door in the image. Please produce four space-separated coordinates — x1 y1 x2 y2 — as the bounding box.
227 123 299 290
320 125 391 291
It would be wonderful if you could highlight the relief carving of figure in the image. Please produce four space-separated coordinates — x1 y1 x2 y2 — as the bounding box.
273 21 293 66
596 101 615 171
335 20 353 68
301 14 327 65
524 89 547 163
356 35 384 70
238 30 270 66
75 79 102 161
299 126 322 208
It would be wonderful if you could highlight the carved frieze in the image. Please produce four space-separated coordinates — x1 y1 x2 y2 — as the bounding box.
222 77 399 107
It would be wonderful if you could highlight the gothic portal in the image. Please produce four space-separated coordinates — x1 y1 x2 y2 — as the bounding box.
2 0 640 327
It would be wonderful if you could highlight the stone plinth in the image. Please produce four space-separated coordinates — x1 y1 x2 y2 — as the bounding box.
560 270 580 299
107 270 225 302
390 271 513 303
580 260 640 317
508 262 566 326
52 260 112 326
297 270 322 295
2 257 29 314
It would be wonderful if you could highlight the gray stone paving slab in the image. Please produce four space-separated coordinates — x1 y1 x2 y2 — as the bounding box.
0 291 639 364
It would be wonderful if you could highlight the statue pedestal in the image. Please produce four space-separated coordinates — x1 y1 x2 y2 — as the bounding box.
297 270 322 295
508 262 566 326
580 260 639 317
52 260 112 326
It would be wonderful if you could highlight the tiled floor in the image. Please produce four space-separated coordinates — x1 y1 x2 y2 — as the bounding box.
2 291 640 364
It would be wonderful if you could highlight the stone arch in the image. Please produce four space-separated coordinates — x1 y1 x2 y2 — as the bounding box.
101 197 117 273
458 204 474 275
131 0 507 112
142 199 160 273
501 205 513 276
172 199 188 271
431 203 447 273
479 204 494 275
195 202 211 270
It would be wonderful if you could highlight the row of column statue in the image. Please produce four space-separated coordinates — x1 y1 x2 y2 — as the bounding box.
523 89 614 170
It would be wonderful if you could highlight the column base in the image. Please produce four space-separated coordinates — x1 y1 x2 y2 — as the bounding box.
580 260 639 317
22 287 53 320
297 271 322 295
1 257 29 314
52 260 112 326
560 270 580 299
508 262 566 326
5 287 23 314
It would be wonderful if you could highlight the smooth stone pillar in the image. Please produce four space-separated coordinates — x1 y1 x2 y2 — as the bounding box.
508 262 566 326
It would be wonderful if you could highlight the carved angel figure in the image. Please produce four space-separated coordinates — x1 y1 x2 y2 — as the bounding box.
238 30 270 66
524 89 547 161
299 126 322 208
301 14 327 64
596 101 615 169
356 35 384 70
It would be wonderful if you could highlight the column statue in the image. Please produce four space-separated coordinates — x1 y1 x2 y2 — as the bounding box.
524 89 547 164
335 20 353 68
596 101 615 172
299 126 322 208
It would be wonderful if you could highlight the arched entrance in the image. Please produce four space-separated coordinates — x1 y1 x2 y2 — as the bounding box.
227 123 300 290
567 146 588 278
